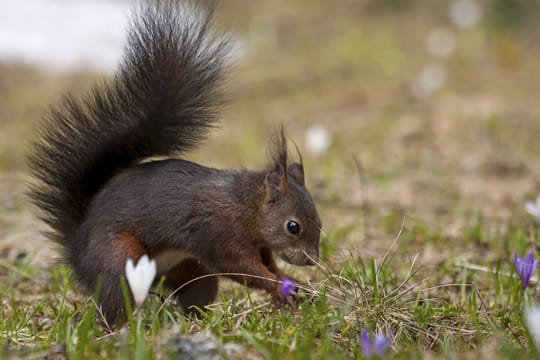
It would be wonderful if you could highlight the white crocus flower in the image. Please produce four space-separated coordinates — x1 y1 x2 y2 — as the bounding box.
449 0 482 29
525 195 540 219
410 63 448 99
125 255 157 308
305 125 331 156
525 306 540 349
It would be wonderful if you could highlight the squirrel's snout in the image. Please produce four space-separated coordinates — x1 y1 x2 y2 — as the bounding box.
305 249 319 266
278 248 319 266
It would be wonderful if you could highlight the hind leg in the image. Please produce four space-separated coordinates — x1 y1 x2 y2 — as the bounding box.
72 230 147 325
163 258 218 315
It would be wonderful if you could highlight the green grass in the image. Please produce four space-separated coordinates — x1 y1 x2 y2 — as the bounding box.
1 224 539 358
2 0 540 358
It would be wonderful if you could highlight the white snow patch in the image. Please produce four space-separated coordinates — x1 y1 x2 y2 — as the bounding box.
0 0 129 73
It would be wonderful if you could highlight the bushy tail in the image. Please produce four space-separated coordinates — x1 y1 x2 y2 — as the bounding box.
28 0 230 245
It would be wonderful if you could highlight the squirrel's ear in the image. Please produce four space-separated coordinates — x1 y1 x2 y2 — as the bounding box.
287 163 305 187
264 164 289 203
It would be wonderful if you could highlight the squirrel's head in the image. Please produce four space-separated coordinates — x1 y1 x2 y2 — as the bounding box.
259 129 321 266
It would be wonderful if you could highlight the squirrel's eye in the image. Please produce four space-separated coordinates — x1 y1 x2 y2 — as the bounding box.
286 220 300 236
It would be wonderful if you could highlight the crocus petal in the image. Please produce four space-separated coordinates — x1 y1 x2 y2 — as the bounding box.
280 278 296 297
515 254 524 277
525 202 539 217
535 194 540 208
527 252 535 265
125 255 157 308
524 260 539 288
373 333 391 357
514 252 538 289
524 266 533 287
522 253 538 288
361 330 372 358
126 258 135 279
523 271 532 288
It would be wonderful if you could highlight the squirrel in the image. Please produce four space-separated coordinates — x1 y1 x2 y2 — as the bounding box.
27 0 321 324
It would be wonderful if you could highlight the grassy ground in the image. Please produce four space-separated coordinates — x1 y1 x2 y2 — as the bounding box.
2 0 540 358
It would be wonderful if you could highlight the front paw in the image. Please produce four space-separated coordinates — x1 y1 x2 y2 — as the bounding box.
271 293 295 309
272 278 300 309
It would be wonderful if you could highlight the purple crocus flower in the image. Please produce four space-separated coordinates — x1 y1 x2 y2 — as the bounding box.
361 329 392 358
280 278 296 297
514 252 539 289
361 330 373 358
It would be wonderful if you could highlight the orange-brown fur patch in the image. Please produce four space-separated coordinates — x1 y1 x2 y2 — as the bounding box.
115 230 146 262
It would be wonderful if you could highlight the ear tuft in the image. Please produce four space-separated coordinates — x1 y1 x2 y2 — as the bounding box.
270 126 288 171
264 126 290 202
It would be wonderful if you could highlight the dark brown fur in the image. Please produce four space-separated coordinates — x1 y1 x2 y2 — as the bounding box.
27 0 321 324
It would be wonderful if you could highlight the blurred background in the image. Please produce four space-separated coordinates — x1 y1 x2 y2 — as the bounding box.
1 0 540 268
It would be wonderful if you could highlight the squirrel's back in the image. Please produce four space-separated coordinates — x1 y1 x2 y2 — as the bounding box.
28 0 230 246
